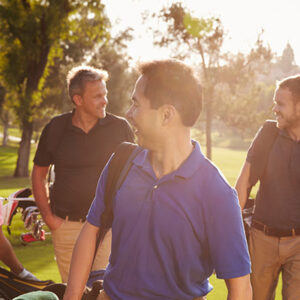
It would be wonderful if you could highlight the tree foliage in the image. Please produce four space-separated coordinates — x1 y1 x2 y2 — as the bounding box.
279 42 295 73
214 35 274 136
90 28 138 116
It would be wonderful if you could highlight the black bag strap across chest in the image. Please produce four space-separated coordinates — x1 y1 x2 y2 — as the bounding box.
249 120 279 187
94 142 142 254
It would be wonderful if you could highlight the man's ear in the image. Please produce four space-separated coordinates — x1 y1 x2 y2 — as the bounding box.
160 104 176 125
73 94 83 106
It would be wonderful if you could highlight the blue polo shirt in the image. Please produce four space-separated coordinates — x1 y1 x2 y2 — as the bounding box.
87 141 250 300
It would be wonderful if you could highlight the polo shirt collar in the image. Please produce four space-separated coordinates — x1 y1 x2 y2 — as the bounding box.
132 140 205 180
173 141 205 179
68 109 111 131
98 112 111 126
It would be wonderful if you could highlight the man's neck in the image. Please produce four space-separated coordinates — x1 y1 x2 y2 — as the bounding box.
149 134 193 179
287 122 300 141
72 110 99 134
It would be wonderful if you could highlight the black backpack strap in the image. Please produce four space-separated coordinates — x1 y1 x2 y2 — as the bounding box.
94 142 142 255
248 120 279 187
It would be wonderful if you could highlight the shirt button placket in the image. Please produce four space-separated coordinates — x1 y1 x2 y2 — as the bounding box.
151 184 158 202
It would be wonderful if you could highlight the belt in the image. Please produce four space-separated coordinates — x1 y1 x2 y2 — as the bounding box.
54 210 86 222
251 219 300 237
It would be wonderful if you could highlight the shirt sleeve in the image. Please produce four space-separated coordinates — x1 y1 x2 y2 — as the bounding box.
87 159 110 227
203 171 251 279
33 123 52 166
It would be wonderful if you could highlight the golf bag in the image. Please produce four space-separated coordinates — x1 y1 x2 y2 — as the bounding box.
0 267 54 300
2 188 46 243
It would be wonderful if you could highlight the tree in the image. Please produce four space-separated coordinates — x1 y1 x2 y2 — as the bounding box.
265 42 300 83
214 35 274 137
279 42 295 73
0 0 109 176
0 85 9 146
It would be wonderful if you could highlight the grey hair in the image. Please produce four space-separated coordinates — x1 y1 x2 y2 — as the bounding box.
67 65 108 102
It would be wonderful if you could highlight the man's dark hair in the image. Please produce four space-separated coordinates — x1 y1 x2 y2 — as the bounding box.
137 59 202 126
67 65 108 102
277 74 300 103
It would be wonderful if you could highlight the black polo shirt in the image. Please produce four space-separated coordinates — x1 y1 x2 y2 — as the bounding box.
34 112 134 219
247 129 300 229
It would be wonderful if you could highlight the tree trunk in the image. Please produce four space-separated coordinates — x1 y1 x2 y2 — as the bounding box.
1 111 9 146
205 98 212 160
2 123 9 146
14 121 33 177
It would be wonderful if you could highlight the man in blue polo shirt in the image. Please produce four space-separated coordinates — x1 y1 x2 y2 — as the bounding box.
64 59 251 300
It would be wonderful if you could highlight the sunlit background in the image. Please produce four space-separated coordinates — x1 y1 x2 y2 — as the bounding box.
103 0 300 64
0 1 297 299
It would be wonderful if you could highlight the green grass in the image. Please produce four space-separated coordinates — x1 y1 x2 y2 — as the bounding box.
0 125 22 138
0 141 62 282
0 140 282 298
0 141 34 196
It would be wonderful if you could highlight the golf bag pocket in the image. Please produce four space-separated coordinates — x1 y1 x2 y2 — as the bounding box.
0 267 54 300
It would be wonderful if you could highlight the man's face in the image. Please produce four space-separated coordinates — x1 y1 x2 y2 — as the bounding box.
273 87 300 130
80 80 108 119
126 75 161 148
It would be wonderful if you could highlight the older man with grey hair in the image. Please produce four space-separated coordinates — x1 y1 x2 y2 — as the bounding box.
32 65 134 282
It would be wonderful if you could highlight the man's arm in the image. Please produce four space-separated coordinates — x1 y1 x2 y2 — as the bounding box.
0 227 39 280
0 226 23 274
235 161 252 209
31 164 63 230
63 222 99 300
225 275 252 300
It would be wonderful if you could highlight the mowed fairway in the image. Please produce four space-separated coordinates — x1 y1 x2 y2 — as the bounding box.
0 142 282 299
205 146 281 299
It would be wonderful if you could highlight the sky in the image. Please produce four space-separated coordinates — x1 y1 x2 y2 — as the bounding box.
102 0 300 66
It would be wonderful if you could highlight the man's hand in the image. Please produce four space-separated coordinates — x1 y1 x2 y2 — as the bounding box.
43 213 64 231
225 274 252 300
32 164 62 231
